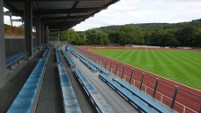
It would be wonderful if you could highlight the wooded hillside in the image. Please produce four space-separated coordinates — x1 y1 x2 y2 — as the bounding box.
59 19 201 47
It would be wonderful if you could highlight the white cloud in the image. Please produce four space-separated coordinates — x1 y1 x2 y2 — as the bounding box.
73 0 201 31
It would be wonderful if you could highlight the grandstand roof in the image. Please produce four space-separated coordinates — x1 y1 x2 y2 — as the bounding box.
4 0 119 30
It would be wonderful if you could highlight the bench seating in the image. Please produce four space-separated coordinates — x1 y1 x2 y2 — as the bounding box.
71 49 87 59
62 50 76 67
71 49 88 61
80 58 97 72
74 69 114 113
55 48 62 63
33 45 39 51
71 51 80 58
99 73 156 113
113 78 175 113
58 64 81 113
7 59 47 113
47 44 52 49
42 48 51 58
71 49 109 75
88 61 109 75
6 52 28 68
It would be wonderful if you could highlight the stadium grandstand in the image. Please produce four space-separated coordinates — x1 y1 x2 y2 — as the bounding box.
0 0 200 113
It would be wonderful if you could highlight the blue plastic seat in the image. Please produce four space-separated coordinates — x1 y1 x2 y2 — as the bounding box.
6 52 28 68
71 50 109 75
62 50 76 67
7 59 47 113
33 45 39 51
113 78 174 113
42 48 51 58
80 58 97 72
74 69 114 113
99 74 156 113
55 48 62 63
58 64 81 113
89 61 109 75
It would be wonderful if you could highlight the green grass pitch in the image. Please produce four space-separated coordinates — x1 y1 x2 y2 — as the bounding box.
91 49 201 90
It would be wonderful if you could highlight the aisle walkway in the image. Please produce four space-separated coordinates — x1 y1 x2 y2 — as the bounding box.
60 51 97 113
36 49 64 113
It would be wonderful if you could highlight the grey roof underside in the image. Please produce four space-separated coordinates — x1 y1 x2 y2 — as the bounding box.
4 0 119 30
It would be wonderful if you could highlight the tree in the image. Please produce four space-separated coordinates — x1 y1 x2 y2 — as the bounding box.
175 25 197 46
149 31 160 46
59 29 84 45
108 31 120 44
85 29 109 45
118 25 144 45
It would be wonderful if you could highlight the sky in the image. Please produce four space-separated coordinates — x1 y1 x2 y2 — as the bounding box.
4 0 201 31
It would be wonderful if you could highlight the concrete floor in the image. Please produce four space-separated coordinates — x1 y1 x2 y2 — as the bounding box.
35 49 64 113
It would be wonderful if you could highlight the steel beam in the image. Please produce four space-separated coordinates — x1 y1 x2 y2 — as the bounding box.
10 7 101 16
5 0 104 2
34 7 101 15
42 15 88 21
0 0 6 88
41 22 44 44
36 15 41 46
24 2 33 56
44 25 49 44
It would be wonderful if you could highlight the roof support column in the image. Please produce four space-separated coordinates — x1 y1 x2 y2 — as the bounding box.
41 22 44 45
0 0 6 88
36 15 41 46
43 25 47 45
45 26 49 44
24 1 33 56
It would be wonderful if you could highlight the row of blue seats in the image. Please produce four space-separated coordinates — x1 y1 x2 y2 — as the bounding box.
70 49 109 75
71 49 99 72
99 74 156 113
88 61 109 75
70 49 89 61
113 78 175 113
7 59 47 113
58 64 82 113
62 50 76 67
74 69 114 113
33 45 39 51
71 51 80 58
42 48 51 58
47 44 52 49
99 74 175 113
6 52 28 68
80 58 97 72
55 48 62 63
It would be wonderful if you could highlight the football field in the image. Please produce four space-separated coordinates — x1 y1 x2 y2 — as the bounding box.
91 49 201 90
